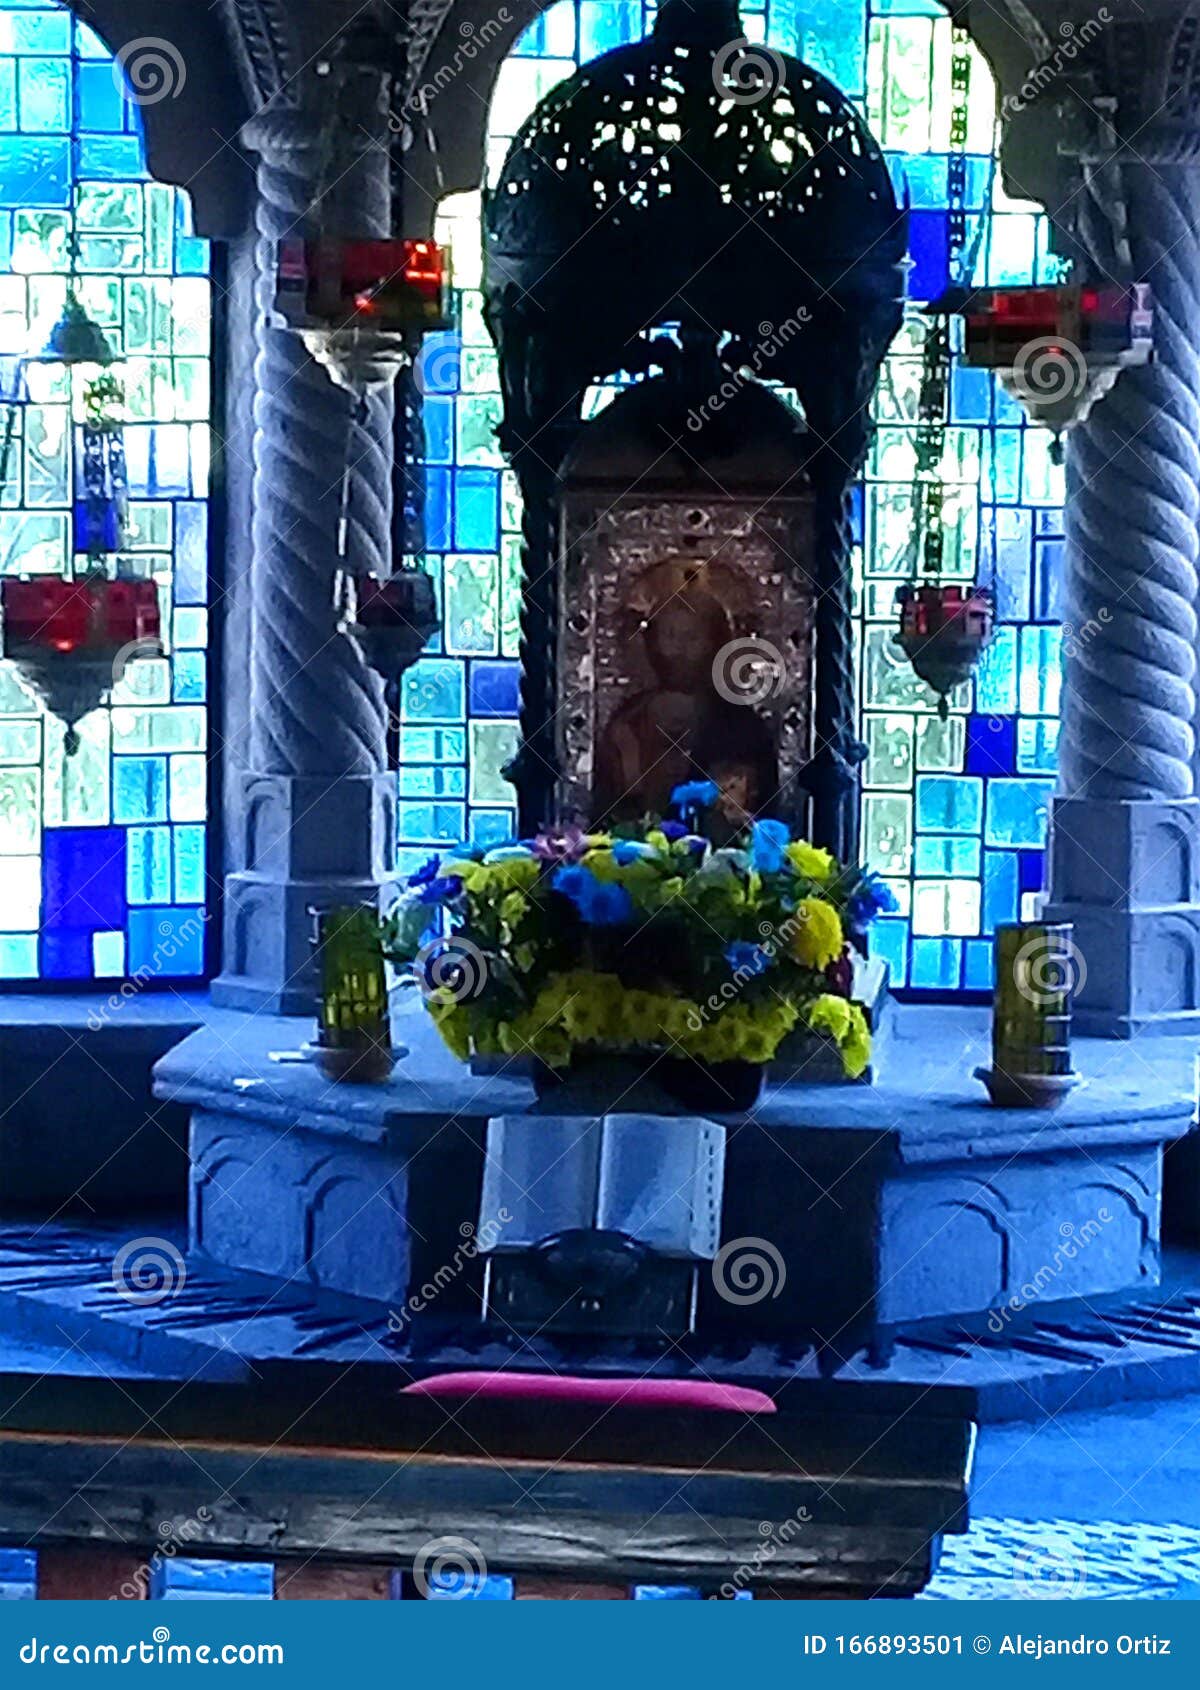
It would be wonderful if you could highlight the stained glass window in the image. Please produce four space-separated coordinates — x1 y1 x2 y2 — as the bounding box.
0 1 211 981
412 0 1063 994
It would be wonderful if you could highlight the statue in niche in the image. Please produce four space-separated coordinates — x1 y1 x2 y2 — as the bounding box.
593 557 777 837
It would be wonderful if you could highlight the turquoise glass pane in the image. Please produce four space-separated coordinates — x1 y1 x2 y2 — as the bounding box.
0 3 211 982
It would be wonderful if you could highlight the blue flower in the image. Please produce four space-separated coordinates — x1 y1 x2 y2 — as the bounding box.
613 840 656 864
418 874 463 904
671 779 719 812
749 819 790 873
659 820 688 841
726 941 770 978
552 864 635 926
847 874 899 925
407 855 441 889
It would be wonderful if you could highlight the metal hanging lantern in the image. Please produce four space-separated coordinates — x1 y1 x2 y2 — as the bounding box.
895 582 994 721
0 290 161 753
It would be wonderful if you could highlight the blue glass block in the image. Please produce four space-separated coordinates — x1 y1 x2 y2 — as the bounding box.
397 845 439 879
424 1571 514 1600
1036 507 1064 536
421 330 461 393
580 1 642 57
10 11 71 53
0 60 14 130
0 214 11 270
149 1559 274 1600
399 764 467 798
174 500 207 603
1033 538 1064 619
127 824 171 904
174 826 206 903
426 467 452 550
147 424 191 496
76 135 144 178
424 395 454 463
1019 624 1061 715
990 507 1031 622
870 916 909 988
78 61 126 132
128 906 205 976
951 363 992 424
965 714 1015 775
469 809 516 848
404 658 465 723
0 137 70 207
984 777 1053 848
397 802 465 844
114 756 168 822
0 1547 36 1598
0 934 37 979
914 835 980 877
454 468 500 551
991 428 1022 501
73 494 121 553
963 937 995 991
633 1585 702 1599
982 849 1019 935
914 774 982 834
975 626 1018 715
906 210 948 303
41 927 94 979
1018 848 1046 894
893 152 946 208
909 937 962 990
19 55 70 131
172 648 206 702
175 235 208 274
401 724 466 762
848 483 863 546
42 826 127 929
1017 716 1058 774
469 658 520 717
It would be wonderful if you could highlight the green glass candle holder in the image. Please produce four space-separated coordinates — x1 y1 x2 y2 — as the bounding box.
975 920 1081 1108
312 904 393 1083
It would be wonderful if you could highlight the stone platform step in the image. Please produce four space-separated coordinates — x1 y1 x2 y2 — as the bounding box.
6 1220 1200 1421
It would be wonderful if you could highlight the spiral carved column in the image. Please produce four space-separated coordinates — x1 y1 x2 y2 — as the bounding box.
214 73 401 1014
1046 148 1200 1035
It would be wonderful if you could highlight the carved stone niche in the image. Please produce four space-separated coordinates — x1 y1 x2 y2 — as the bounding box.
556 373 816 835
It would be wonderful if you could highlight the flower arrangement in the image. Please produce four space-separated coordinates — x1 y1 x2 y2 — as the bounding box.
383 783 896 1080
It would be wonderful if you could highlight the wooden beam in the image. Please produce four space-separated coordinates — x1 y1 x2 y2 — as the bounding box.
274 1561 397 1599
36 1546 147 1600
515 1577 629 1600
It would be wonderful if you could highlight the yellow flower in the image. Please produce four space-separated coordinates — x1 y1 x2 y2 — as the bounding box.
432 1003 471 1060
805 992 852 1045
499 890 527 931
843 1004 871 1080
473 857 540 895
786 840 835 883
789 898 844 970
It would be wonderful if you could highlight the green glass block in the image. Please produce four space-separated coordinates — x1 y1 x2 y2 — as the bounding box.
22 406 71 506
112 706 206 754
125 501 172 551
110 657 171 707
864 484 917 575
145 184 174 272
489 59 575 140
76 234 143 273
459 289 490 348
169 753 206 822
500 533 522 658
0 767 39 852
0 934 38 978
173 607 207 647
171 279 210 353
43 712 111 826
76 182 143 232
455 392 504 466
863 713 914 789
461 346 500 396
171 357 210 422
867 18 934 151
19 55 69 131
912 877 981 937
444 553 499 655
0 669 35 715
0 719 40 762
501 470 522 533
10 208 70 271
863 625 967 713
469 720 519 805
0 856 39 930
0 511 69 573
915 711 966 771
863 792 913 877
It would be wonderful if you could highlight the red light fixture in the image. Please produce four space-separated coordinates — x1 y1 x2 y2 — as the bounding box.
894 582 994 722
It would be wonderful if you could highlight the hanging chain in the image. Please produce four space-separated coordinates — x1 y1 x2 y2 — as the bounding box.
912 23 973 581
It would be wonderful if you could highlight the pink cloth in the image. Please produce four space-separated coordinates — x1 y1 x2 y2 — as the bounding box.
401 1371 776 1414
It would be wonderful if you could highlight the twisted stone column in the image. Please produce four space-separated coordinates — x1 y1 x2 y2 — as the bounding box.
1045 144 1200 1034
214 65 400 1014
